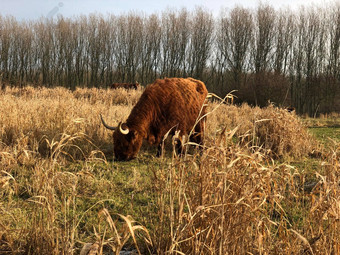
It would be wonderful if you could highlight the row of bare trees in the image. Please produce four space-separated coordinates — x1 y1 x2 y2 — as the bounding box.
1 4 340 115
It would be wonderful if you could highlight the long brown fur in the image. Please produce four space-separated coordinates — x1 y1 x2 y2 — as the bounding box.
111 77 208 160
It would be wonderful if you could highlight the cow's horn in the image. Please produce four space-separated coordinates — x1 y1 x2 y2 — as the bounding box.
100 114 116 130
119 122 129 135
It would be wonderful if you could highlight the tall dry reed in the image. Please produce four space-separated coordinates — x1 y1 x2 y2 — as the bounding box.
0 86 337 254
149 128 339 254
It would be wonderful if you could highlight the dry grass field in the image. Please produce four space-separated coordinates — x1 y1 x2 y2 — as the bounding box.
0 86 339 254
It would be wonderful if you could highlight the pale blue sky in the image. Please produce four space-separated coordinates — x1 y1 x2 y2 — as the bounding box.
0 0 333 20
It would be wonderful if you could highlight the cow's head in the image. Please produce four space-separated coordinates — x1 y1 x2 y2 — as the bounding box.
100 115 143 161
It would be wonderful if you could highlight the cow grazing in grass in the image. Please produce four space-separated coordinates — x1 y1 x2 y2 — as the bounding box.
109 82 140 90
286 107 295 113
101 77 208 161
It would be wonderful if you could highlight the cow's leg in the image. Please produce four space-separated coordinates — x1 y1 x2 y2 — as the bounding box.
174 137 183 155
156 143 163 157
156 136 182 156
190 119 205 145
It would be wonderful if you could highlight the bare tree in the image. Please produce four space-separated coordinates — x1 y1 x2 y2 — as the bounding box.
290 7 328 115
216 7 253 94
251 4 276 74
1 5 340 114
250 4 276 106
274 9 295 75
325 4 340 112
113 14 143 83
187 8 214 80
139 14 162 84
73 16 89 87
161 9 190 77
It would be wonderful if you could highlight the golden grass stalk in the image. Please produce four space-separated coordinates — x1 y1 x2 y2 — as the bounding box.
0 86 338 254
88 208 152 255
149 101 338 254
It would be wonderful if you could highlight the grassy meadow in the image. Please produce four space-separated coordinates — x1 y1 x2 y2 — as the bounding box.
0 86 339 254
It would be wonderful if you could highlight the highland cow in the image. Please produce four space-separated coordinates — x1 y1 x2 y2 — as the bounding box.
101 77 208 161
109 82 140 90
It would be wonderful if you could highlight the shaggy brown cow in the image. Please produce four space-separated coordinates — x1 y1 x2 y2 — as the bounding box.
286 107 295 113
109 82 140 90
101 77 208 161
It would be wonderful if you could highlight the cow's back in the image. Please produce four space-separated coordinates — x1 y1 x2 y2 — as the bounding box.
130 77 207 143
158 78 207 129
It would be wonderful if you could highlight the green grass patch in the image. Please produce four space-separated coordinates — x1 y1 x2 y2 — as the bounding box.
308 126 340 146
